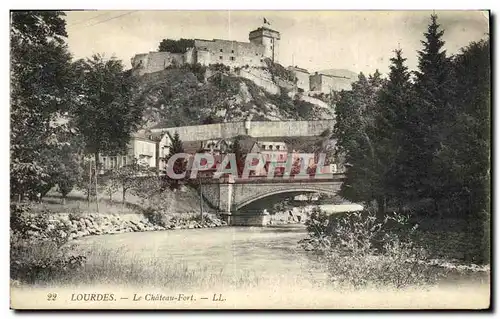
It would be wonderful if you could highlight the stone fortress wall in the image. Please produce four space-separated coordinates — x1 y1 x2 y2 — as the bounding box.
309 72 354 93
194 39 266 68
131 52 185 75
150 120 335 142
132 26 278 76
131 25 356 93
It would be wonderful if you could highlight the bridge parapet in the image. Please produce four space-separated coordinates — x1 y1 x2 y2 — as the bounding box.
199 176 344 220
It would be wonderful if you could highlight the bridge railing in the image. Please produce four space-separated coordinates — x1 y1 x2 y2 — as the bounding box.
193 173 346 184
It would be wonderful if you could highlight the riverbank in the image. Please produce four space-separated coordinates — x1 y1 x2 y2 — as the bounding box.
14 207 227 242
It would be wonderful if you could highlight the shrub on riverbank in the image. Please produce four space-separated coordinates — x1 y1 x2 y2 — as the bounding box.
10 203 87 284
302 210 448 289
10 202 226 285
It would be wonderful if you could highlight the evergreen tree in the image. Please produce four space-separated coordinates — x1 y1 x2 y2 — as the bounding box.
405 14 453 208
449 39 490 217
230 137 244 176
373 49 413 210
168 131 185 156
444 39 491 262
165 131 186 189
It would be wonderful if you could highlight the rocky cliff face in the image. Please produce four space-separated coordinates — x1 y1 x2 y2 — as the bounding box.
135 61 336 129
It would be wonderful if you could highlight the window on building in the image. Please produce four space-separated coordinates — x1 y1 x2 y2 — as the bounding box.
260 59 263 62
220 49 223 52
219 56 223 60
231 50 234 53
269 145 273 150
230 56 235 61
256 53 258 56
122 156 127 166
276 145 280 150
110 157 117 169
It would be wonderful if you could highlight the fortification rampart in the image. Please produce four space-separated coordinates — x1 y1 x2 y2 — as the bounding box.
150 120 335 142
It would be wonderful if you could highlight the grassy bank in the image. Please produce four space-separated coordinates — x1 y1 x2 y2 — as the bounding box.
12 240 490 295
36 185 214 216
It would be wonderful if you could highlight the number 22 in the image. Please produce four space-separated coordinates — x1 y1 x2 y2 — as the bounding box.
47 293 57 301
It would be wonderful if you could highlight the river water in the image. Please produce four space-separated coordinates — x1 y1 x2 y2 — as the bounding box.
14 224 489 309
74 224 328 287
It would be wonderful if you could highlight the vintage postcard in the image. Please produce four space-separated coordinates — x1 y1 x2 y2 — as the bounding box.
10 10 491 310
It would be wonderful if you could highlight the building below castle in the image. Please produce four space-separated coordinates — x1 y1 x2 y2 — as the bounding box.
286 66 356 94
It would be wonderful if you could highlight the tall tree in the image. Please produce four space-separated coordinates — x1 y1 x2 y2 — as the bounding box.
448 39 490 217
10 11 75 200
230 137 244 176
373 49 414 211
71 54 143 208
443 39 490 262
164 131 186 189
334 71 385 211
405 14 453 209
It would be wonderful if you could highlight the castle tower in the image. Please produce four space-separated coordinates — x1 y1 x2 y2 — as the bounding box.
249 26 280 62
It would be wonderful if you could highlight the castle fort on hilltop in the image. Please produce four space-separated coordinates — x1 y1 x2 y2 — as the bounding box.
131 24 355 93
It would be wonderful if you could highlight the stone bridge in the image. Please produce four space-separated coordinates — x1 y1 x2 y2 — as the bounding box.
200 174 344 225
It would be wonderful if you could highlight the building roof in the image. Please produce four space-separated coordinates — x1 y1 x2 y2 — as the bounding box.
131 130 154 141
312 71 352 80
288 66 309 73
131 130 172 143
249 26 280 35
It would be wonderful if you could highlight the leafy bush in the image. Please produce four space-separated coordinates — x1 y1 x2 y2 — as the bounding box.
141 188 176 227
181 63 207 82
10 231 86 284
305 207 330 236
263 58 296 82
209 63 230 73
143 208 169 227
303 210 447 289
320 128 332 138
11 203 71 245
10 203 87 284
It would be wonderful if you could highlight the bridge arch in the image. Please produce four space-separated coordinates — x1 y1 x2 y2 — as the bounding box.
235 187 338 211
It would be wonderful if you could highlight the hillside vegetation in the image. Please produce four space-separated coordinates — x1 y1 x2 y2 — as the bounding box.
136 60 335 128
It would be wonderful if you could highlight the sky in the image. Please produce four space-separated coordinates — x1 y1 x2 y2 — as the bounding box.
63 10 489 76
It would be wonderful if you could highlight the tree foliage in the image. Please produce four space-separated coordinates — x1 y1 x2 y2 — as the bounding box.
332 14 490 262
110 159 153 204
373 49 414 210
334 71 384 208
71 54 143 158
10 12 146 204
164 132 186 189
230 137 244 176
158 38 194 53
10 11 75 201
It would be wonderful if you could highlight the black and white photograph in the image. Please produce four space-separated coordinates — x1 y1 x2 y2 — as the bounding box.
9 9 491 309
